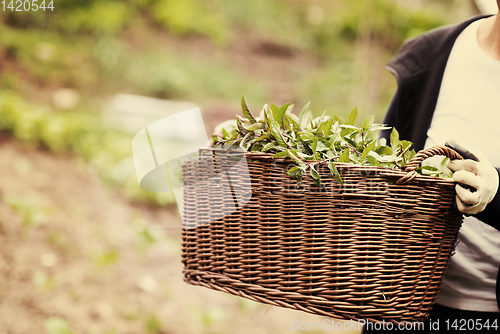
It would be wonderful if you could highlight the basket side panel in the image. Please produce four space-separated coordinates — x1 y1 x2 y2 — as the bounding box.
182 153 463 323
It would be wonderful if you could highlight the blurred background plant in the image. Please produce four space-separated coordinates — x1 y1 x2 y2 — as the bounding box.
0 0 476 206
0 0 485 333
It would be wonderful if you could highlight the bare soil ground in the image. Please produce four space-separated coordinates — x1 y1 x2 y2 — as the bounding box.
0 137 361 334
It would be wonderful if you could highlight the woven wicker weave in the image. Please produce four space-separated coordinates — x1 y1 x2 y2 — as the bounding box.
181 146 464 323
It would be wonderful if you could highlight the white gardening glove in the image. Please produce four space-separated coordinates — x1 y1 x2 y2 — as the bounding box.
446 145 499 215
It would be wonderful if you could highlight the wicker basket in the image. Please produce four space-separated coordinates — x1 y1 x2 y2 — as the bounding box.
181 146 464 324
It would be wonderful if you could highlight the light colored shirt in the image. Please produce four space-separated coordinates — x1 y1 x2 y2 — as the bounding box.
425 18 500 312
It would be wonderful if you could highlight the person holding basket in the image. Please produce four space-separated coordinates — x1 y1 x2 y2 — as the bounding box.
364 2 500 333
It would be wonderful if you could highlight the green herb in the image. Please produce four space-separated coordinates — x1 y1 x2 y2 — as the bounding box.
214 96 419 187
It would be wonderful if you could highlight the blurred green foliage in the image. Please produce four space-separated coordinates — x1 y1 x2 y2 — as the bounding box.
44 317 75 334
131 218 163 253
0 93 175 205
33 271 56 291
333 1 447 48
0 0 470 206
0 0 459 108
2 0 228 40
95 42 268 101
144 313 163 334
1 0 454 54
5 194 50 227
210 0 448 55
93 249 120 268
58 1 133 35
151 0 229 45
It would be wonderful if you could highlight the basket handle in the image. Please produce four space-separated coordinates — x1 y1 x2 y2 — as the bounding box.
396 146 463 185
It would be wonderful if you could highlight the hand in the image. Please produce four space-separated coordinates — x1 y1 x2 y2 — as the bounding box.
446 144 499 215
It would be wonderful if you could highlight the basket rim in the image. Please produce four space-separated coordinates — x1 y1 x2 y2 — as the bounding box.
198 146 457 185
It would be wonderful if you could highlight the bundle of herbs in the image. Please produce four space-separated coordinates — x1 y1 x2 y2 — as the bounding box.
212 96 447 187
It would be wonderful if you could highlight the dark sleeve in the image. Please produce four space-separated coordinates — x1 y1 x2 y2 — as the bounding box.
473 167 500 230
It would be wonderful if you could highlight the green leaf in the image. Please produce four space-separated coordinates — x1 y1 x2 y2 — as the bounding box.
316 139 330 152
312 178 322 187
301 110 313 129
360 141 376 162
367 124 392 132
246 122 266 132
296 173 303 188
270 104 287 127
347 107 358 126
339 124 359 130
283 117 292 132
369 151 401 164
312 110 327 128
296 139 312 156
331 121 340 134
262 142 284 152
361 115 375 130
367 155 380 167
339 149 350 163
415 165 442 176
298 101 311 124
259 104 268 120
375 145 393 155
222 128 230 140
273 151 290 158
264 107 274 129
400 140 412 154
301 131 314 142
284 111 298 131
287 149 306 166
310 165 320 179
325 150 336 159
236 116 248 135
344 137 358 149
390 128 400 150
328 162 343 184
241 96 257 124
316 118 334 136
239 132 253 148
250 143 264 151
276 149 311 159
244 138 257 150
341 129 361 143
408 149 417 161
225 139 238 148
311 137 318 160
418 166 439 171
255 133 270 142
285 111 299 124
279 103 290 121
270 122 288 148
334 115 345 124
310 165 322 187
287 166 301 177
